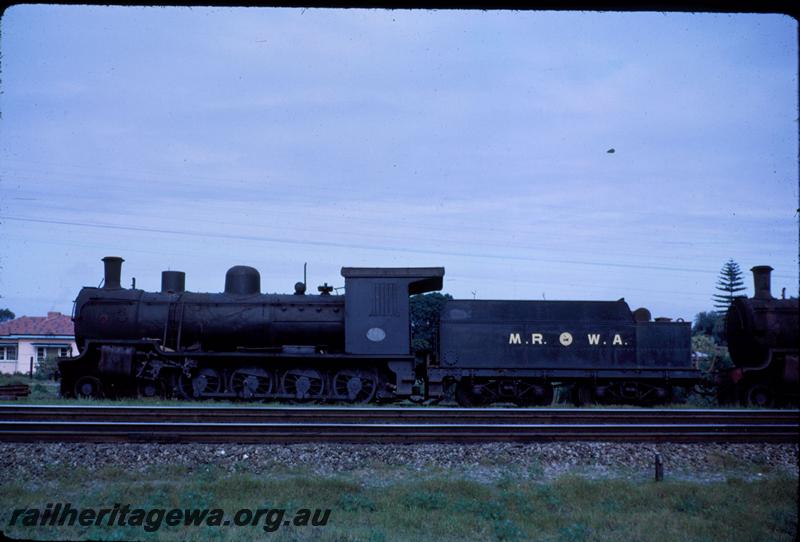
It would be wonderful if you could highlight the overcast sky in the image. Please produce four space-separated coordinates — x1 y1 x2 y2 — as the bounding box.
0 6 797 321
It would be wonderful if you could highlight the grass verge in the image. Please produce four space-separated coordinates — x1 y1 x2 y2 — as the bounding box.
1 464 796 542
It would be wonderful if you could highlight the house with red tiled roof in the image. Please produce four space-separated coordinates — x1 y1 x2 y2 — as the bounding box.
0 312 77 374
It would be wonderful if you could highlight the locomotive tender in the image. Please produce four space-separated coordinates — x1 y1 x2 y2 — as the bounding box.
432 299 695 406
59 256 700 405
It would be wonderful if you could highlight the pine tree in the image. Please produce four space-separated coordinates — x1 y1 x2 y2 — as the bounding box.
712 259 746 313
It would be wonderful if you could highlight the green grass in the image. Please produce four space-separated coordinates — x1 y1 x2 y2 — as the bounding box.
1 464 796 541
0 374 59 401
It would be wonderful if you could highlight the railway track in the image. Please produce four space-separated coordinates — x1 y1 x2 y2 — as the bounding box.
0 405 796 443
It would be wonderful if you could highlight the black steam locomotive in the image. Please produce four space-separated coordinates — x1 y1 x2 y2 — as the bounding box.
720 266 798 407
60 257 444 403
57 257 795 406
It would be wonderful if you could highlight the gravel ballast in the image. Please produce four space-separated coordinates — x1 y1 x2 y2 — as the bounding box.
2 442 797 484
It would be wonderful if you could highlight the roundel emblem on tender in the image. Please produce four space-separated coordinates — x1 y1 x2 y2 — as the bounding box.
559 332 573 346
366 327 386 342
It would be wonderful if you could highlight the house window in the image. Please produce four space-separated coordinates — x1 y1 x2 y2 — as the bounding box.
36 346 70 362
0 345 18 361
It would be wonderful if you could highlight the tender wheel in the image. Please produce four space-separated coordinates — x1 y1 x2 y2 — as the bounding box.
744 383 774 408
652 386 673 405
514 381 554 407
332 369 378 403
572 384 594 407
230 367 273 399
455 380 486 407
178 368 223 399
281 369 325 401
74 376 103 399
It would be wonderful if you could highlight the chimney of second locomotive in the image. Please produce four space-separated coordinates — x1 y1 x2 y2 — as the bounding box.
751 265 774 300
161 271 186 293
101 256 124 289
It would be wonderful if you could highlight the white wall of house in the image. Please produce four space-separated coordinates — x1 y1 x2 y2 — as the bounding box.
0 337 77 375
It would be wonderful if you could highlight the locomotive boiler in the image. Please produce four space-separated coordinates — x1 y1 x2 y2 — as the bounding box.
60 257 444 402
722 266 799 406
74 257 346 353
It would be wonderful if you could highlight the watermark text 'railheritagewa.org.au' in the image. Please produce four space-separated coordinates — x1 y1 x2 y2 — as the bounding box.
9 503 331 533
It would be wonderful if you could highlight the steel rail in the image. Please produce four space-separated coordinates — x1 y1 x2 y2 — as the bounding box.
0 405 796 443
0 405 796 423
0 422 795 443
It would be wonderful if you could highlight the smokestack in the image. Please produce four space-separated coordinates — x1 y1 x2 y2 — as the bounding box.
161 271 186 293
102 256 124 289
751 265 774 300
